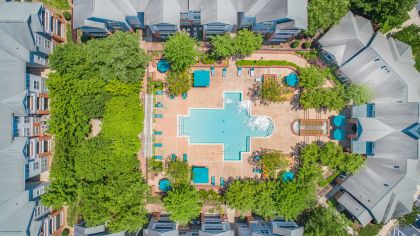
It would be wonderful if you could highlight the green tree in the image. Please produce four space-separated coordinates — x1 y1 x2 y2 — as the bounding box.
166 70 192 96
233 29 263 58
253 181 279 219
301 207 349 236
164 32 197 72
258 150 289 179
397 205 420 226
298 66 327 89
163 185 202 226
210 34 235 59
148 158 163 174
358 223 383 236
261 77 290 103
392 25 420 71
225 180 256 214
307 0 350 36
300 86 347 111
165 160 191 185
345 84 373 105
351 0 416 32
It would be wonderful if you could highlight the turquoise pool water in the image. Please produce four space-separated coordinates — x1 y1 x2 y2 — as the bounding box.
179 92 274 161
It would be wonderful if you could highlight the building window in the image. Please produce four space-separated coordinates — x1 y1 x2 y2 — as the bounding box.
41 158 48 168
34 127 39 136
33 161 39 170
24 128 30 136
34 81 39 90
24 117 30 123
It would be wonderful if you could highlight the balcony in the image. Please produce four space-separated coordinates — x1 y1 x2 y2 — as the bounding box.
27 181 50 200
31 52 48 67
34 204 51 220
26 158 42 179
35 33 53 55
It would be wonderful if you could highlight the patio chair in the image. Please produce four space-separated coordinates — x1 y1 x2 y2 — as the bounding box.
155 102 163 108
154 143 163 147
155 91 164 95
211 66 215 76
169 95 175 100
211 176 216 186
254 155 261 161
220 177 225 187
171 154 177 161
237 67 242 76
153 155 163 160
249 68 255 77
154 131 163 135
154 114 163 118
182 92 188 100
183 154 188 162
222 68 227 77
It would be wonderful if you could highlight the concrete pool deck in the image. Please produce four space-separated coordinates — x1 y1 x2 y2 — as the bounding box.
145 52 337 191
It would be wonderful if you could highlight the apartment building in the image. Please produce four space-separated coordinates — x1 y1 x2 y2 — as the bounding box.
73 0 307 43
236 217 303 236
0 2 66 235
319 11 420 226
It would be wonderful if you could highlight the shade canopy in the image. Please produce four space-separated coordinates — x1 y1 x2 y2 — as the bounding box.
159 178 171 192
333 115 346 127
157 59 170 73
285 73 299 87
192 166 209 184
282 171 294 182
333 128 345 140
193 70 210 87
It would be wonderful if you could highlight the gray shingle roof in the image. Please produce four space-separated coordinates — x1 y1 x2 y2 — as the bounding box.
200 0 237 25
319 11 373 66
144 0 180 26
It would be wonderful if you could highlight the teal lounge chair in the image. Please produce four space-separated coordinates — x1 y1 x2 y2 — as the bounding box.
169 95 175 100
182 92 188 99
155 102 163 107
237 67 242 76
254 155 261 161
211 176 216 186
154 114 163 118
183 154 187 162
153 155 163 160
154 143 162 147
171 154 177 161
222 68 227 77
211 66 215 76
155 91 164 95
154 131 163 135
220 177 225 187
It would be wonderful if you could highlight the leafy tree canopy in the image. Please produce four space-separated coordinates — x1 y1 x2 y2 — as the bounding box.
224 179 257 215
307 0 350 36
351 0 416 32
261 77 290 103
298 66 327 89
233 29 264 58
164 32 197 72
166 70 192 96
392 25 420 71
210 34 235 60
163 185 202 226
165 160 191 185
259 150 289 179
300 207 349 236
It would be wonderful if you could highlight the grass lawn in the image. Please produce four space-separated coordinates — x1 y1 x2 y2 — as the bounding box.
42 0 69 10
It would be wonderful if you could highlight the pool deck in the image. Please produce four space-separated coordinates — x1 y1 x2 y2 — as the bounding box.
144 51 337 191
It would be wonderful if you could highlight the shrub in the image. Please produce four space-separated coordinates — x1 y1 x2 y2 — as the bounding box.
62 228 70 236
302 42 311 49
63 11 71 21
166 70 192 96
164 32 197 72
261 77 290 103
290 40 300 48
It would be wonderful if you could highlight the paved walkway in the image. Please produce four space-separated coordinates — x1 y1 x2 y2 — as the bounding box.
388 7 420 34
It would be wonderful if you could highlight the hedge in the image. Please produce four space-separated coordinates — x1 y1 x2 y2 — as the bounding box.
236 60 298 68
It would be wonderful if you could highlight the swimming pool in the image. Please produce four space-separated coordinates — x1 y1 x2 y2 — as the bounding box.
179 92 274 161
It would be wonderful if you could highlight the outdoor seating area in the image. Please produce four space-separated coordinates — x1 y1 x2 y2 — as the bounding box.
291 119 330 136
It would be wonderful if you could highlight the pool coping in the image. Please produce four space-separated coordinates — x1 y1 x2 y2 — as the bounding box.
176 91 276 162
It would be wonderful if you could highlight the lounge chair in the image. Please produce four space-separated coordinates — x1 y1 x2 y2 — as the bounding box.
154 131 163 135
169 95 175 100
155 102 163 108
237 67 242 76
154 114 163 118
171 154 177 161
211 176 216 186
182 92 188 99
155 91 164 95
255 77 262 82
153 155 163 160
222 68 227 77
254 155 261 161
249 68 255 77
211 66 215 76
183 154 188 162
220 177 225 187
154 143 162 147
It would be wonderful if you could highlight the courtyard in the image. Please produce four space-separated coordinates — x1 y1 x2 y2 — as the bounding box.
142 50 337 192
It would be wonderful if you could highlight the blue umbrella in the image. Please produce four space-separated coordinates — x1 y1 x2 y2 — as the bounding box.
333 128 345 140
